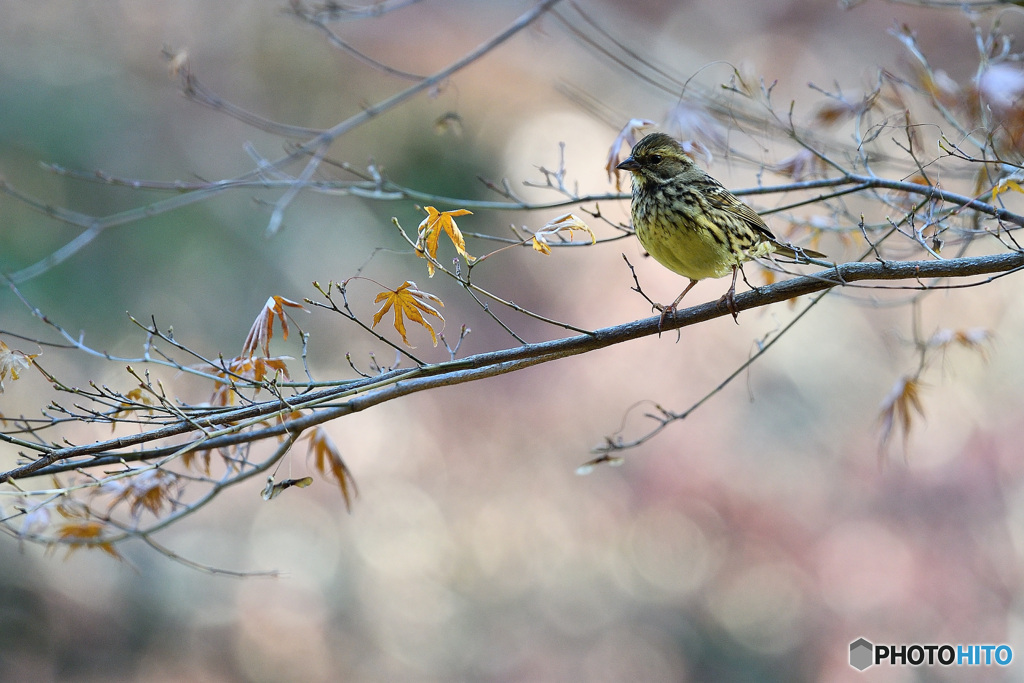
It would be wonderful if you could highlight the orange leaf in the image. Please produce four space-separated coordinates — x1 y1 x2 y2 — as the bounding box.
241 296 306 358
307 427 358 512
209 355 292 406
878 375 925 450
182 449 212 475
415 207 474 277
111 387 156 430
103 469 178 520
771 149 827 181
992 177 1024 201
926 328 993 360
371 281 445 347
54 520 122 560
918 68 962 109
811 91 877 128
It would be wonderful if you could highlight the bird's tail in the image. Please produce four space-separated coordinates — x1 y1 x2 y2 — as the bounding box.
773 241 827 262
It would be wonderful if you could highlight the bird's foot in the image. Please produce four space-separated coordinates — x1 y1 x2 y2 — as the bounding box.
717 289 740 323
719 267 741 324
652 279 698 332
652 302 677 332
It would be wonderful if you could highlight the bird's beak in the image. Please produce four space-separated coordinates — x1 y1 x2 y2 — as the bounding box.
616 156 640 172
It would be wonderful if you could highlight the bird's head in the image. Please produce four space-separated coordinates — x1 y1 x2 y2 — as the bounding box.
616 133 699 186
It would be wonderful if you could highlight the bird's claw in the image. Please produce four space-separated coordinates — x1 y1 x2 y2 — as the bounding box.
718 290 740 323
653 303 676 332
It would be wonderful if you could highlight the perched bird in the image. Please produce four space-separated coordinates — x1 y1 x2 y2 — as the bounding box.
616 132 825 321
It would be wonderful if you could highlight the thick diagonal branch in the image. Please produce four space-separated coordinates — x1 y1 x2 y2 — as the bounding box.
5 251 1022 481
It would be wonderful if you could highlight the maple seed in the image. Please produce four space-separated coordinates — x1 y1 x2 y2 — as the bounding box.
261 475 314 500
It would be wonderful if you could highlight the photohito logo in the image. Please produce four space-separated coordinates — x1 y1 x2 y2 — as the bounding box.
849 638 1013 671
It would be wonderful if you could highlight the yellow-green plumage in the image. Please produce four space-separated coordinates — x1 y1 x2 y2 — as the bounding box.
617 132 823 315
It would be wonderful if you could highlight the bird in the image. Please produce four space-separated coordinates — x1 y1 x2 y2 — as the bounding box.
616 132 825 322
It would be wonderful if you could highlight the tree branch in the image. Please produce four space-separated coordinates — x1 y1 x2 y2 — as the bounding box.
6 251 1021 482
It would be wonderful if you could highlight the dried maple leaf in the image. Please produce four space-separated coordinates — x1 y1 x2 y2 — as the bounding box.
532 213 596 254
878 375 925 450
663 104 719 162
110 387 156 430
210 355 292 407
771 149 827 181
415 207 474 276
606 118 657 190
978 64 1024 119
250 357 291 384
927 327 993 360
0 341 38 393
895 24 964 110
193 355 292 471
54 520 122 560
241 296 306 358
811 90 878 127
372 281 445 347
921 68 962 109
950 328 993 353
991 176 1024 202
182 448 214 475
103 469 179 520
18 504 51 538
307 427 358 512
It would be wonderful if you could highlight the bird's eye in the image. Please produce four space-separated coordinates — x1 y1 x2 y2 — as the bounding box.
648 154 662 164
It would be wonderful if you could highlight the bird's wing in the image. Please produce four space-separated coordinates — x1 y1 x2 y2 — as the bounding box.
705 182 826 259
703 185 778 243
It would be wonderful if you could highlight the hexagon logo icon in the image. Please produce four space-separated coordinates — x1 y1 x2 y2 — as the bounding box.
850 638 874 671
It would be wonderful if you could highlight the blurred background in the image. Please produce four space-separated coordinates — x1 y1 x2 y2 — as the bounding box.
2 1 1023 681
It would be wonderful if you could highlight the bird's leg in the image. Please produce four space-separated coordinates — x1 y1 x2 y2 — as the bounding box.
653 278 699 329
718 266 741 323
670 279 699 311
